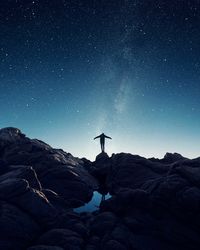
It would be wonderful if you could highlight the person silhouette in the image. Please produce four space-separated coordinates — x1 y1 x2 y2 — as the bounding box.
94 133 112 152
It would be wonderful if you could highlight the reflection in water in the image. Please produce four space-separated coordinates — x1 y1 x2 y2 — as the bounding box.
74 191 111 213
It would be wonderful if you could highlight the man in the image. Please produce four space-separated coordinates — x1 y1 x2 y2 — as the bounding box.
94 133 112 152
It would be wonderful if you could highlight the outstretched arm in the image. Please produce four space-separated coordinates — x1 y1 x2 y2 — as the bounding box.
94 135 100 140
105 135 112 139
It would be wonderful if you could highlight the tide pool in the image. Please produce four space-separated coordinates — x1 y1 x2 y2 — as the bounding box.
74 191 111 213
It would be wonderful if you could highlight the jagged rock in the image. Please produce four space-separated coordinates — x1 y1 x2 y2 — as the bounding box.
0 178 58 229
42 189 70 211
162 152 186 164
107 153 160 194
0 165 41 190
0 127 26 143
95 152 110 162
81 157 94 173
39 166 96 207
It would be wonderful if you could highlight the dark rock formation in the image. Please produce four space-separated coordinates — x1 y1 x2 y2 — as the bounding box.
27 246 64 250
0 127 200 250
0 127 96 249
90 152 111 196
0 127 98 207
36 229 84 250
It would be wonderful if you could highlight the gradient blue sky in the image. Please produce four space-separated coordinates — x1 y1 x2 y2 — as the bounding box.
1 1 200 160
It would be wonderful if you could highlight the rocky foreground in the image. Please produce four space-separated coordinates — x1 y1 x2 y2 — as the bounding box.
0 127 200 250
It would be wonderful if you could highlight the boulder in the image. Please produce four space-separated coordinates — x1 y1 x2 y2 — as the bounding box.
0 178 58 228
95 152 110 162
0 165 41 190
174 163 200 187
0 201 39 250
85 236 100 250
42 189 70 211
107 153 160 193
37 229 84 250
90 212 117 237
100 188 150 213
177 187 200 212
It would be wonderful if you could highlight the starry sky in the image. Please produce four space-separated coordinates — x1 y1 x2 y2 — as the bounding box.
1 0 200 160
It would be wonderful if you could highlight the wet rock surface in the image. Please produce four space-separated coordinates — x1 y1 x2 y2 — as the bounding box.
0 127 200 249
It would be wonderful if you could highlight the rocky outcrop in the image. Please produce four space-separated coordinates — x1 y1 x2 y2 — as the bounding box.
0 127 96 249
90 153 200 250
0 127 98 207
0 127 200 250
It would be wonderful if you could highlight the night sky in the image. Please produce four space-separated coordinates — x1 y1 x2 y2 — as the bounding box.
1 0 200 160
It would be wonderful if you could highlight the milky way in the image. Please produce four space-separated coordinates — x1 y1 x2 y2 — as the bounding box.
0 1 200 159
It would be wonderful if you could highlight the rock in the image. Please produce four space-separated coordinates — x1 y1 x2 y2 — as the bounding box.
174 162 200 187
27 246 64 250
161 152 186 164
0 127 26 143
85 236 100 250
37 229 84 250
42 189 70 211
93 152 111 176
158 215 200 248
95 152 110 162
129 235 181 250
0 165 41 190
107 153 160 193
100 189 150 213
177 187 200 212
90 212 117 237
109 225 132 246
142 174 189 203
39 166 97 207
81 157 94 173
0 159 8 175
0 178 58 228
104 240 127 250
0 201 39 250
123 209 200 249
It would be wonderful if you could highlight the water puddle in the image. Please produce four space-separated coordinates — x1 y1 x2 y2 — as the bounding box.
74 191 111 213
